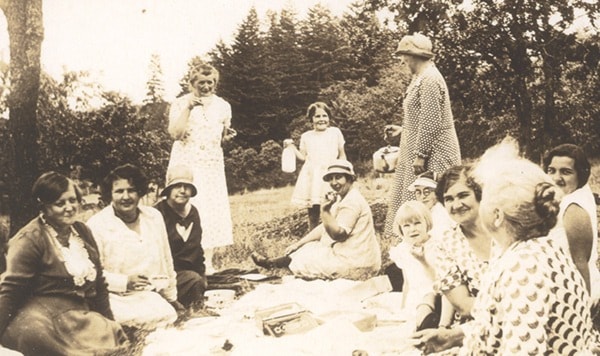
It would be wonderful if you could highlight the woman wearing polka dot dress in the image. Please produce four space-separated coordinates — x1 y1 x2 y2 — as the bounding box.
383 33 461 239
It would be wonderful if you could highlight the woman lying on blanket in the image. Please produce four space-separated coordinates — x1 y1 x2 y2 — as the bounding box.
252 159 381 279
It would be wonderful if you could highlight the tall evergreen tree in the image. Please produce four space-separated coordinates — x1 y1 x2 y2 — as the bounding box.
143 53 166 104
299 4 355 92
340 1 396 86
217 7 273 148
263 6 307 141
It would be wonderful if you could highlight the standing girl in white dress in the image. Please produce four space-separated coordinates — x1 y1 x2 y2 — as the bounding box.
286 102 346 230
167 63 236 273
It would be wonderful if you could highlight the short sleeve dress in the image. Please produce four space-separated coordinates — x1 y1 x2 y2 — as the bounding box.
384 64 461 238
432 226 489 298
288 187 381 279
168 93 233 249
291 127 345 207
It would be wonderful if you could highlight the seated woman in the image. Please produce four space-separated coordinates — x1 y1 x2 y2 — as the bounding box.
0 172 128 355
413 139 598 354
431 165 492 322
543 144 599 305
87 164 183 329
252 159 381 279
154 165 207 309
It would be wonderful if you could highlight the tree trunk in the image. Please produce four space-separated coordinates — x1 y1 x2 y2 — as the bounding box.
508 39 534 158
1 0 44 235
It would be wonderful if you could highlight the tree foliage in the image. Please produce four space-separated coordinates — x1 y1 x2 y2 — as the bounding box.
370 0 600 158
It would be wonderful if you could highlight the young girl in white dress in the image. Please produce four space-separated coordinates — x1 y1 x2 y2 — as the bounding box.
286 102 346 230
389 200 454 331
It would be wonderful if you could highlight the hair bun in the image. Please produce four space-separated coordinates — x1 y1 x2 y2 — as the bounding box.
534 182 560 232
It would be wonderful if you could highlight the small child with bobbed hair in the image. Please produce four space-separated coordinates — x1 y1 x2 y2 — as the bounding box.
389 200 454 331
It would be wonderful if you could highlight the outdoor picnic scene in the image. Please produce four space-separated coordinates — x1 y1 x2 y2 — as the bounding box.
1 0 600 355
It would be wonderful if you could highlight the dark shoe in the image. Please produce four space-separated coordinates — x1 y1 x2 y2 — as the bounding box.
384 264 404 292
251 252 272 269
416 311 440 331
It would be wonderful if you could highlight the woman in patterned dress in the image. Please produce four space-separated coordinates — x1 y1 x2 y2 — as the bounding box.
168 62 236 273
383 33 461 239
431 165 491 321
413 140 598 354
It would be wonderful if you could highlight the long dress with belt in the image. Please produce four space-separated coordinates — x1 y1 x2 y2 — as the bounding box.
168 93 234 249
0 217 127 355
384 63 461 238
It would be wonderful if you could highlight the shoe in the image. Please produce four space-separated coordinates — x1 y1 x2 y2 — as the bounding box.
251 252 272 269
416 311 440 331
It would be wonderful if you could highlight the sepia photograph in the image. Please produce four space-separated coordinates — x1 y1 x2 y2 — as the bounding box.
0 0 599 354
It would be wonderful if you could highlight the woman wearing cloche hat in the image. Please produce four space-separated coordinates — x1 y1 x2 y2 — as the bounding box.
154 165 207 310
383 33 461 239
251 159 381 279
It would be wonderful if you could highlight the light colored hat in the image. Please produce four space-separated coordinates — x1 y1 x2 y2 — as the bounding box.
161 165 197 197
408 171 437 191
323 159 356 182
395 33 434 59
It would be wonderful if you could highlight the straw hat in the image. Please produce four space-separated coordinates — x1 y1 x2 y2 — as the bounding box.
161 165 197 197
395 33 434 59
323 159 356 182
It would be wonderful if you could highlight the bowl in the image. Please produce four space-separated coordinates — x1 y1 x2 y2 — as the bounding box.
204 289 236 309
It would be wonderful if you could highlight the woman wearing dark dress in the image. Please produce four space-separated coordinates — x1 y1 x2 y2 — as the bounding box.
0 172 128 355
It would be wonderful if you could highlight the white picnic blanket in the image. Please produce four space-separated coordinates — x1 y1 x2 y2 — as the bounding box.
143 276 421 355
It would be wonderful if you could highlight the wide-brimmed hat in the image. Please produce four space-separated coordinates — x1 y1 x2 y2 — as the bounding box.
394 33 434 59
161 165 197 197
323 159 356 182
408 171 437 191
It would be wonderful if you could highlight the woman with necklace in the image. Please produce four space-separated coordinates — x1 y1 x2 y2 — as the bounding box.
87 164 183 329
0 172 128 355
383 33 461 239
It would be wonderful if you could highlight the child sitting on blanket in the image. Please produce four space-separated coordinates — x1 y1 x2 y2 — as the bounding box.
389 200 454 331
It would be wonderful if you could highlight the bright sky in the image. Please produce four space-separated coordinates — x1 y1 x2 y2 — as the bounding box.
0 0 355 103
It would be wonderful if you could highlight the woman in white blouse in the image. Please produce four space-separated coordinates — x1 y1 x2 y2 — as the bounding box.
87 164 183 329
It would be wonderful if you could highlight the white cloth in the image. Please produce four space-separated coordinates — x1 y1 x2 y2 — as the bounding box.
289 187 381 279
168 93 234 249
389 236 438 310
143 277 420 356
87 205 178 327
291 127 345 207
551 184 600 303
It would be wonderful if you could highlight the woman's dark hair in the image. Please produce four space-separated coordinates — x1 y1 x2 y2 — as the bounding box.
306 102 332 122
32 171 82 208
435 165 482 204
100 164 148 202
542 143 590 188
